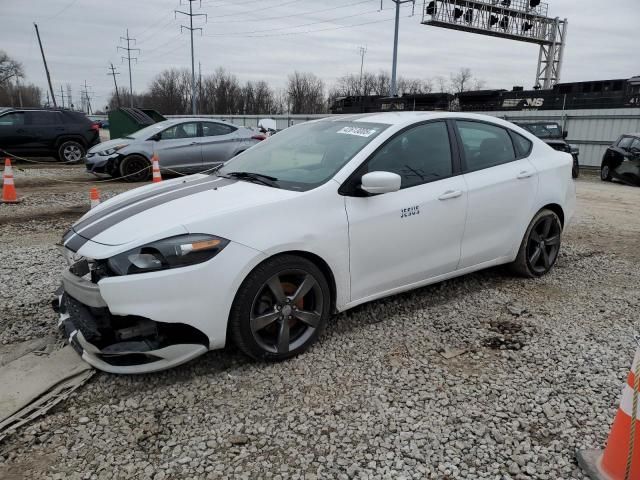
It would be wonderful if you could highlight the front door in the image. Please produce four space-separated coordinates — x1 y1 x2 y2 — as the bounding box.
153 121 202 171
344 121 467 302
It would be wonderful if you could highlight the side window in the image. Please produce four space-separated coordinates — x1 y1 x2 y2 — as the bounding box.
160 122 199 140
25 111 62 125
202 122 236 136
0 112 25 126
630 138 640 151
364 121 452 189
618 137 633 149
511 131 533 158
457 121 516 172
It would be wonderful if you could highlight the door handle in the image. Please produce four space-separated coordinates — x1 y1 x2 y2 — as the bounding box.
517 170 533 179
190 142 198 145
438 190 462 201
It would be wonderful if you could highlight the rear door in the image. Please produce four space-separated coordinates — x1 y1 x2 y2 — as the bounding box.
455 120 538 269
199 121 241 166
24 110 64 151
152 121 202 171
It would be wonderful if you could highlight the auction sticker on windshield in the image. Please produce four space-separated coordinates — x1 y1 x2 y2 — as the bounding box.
337 126 377 137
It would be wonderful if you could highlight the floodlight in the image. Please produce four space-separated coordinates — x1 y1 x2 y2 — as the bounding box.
499 16 509 30
454 7 463 19
464 9 473 23
426 1 436 15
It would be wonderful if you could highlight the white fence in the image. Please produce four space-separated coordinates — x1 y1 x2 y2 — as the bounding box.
170 109 640 168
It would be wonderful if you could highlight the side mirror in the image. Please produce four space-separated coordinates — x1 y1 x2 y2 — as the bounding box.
562 130 568 139
258 118 277 132
360 171 401 195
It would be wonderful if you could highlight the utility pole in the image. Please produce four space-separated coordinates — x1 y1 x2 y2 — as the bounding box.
118 29 140 107
175 0 207 115
384 0 415 97
108 63 122 108
198 61 202 113
59 85 66 108
80 80 93 115
358 46 367 96
34 23 57 107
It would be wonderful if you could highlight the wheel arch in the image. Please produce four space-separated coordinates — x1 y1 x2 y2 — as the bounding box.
539 203 565 228
55 135 88 149
233 249 338 315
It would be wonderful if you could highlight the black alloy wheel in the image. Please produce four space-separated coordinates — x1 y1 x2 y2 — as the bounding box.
229 255 330 361
511 209 562 278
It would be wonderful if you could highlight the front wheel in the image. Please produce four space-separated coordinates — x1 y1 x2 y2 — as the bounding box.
510 209 563 278
119 154 151 182
229 255 331 361
600 162 612 182
572 156 580 178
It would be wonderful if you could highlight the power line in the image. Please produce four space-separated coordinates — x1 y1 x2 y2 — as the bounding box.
241 15 400 38
117 29 140 107
203 0 372 24
204 7 392 37
175 0 207 115
205 0 304 19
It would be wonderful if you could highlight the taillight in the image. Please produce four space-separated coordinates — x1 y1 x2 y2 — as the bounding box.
252 134 266 141
91 123 100 132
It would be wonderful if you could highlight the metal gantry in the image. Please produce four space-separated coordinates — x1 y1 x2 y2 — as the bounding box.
421 0 567 89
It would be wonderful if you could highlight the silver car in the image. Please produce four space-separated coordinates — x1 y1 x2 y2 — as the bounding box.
85 118 262 182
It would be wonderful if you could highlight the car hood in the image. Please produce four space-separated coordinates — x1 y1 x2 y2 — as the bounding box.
88 138 132 153
63 174 299 253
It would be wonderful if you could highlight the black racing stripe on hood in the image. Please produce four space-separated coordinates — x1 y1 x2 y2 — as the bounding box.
64 177 237 251
72 175 218 234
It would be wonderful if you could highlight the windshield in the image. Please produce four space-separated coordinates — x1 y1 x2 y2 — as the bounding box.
124 120 175 140
521 123 562 139
218 120 389 191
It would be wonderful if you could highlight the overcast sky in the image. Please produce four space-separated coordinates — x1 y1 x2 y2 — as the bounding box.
1 0 639 108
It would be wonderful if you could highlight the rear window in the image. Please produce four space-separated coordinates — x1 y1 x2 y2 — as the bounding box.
25 111 64 125
511 132 533 158
202 122 236 136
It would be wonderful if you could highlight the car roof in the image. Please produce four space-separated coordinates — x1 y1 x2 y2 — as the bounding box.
168 117 237 124
319 111 523 130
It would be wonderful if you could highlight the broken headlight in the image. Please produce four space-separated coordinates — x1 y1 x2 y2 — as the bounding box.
107 234 229 276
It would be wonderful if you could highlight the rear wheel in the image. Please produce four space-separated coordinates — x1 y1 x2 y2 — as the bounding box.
120 154 150 182
510 209 562 278
229 255 330 361
601 162 612 182
57 140 85 163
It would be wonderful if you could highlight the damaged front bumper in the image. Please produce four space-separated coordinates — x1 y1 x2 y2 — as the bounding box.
53 268 208 374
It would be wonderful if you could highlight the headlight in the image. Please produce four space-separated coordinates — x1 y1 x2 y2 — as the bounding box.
107 234 229 276
99 144 127 156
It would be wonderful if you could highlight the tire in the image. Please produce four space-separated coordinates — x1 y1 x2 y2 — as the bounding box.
229 254 331 361
119 154 151 182
510 209 563 278
600 162 612 182
57 140 85 163
572 156 580 179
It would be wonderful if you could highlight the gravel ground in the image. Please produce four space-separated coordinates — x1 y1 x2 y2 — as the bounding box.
1 165 639 479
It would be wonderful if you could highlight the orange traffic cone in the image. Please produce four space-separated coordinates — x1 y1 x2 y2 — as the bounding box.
1 158 21 204
152 154 162 183
90 187 100 209
577 348 640 480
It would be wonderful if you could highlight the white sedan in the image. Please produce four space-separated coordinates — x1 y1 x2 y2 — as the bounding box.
56 112 576 373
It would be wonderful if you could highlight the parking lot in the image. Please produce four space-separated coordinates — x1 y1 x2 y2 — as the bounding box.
0 165 639 479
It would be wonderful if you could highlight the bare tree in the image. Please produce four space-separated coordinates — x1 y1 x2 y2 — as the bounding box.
0 82 41 107
0 51 23 86
449 67 484 94
287 72 326 114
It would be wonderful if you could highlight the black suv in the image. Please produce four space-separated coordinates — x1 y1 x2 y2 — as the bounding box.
0 107 100 162
515 122 580 178
601 133 640 186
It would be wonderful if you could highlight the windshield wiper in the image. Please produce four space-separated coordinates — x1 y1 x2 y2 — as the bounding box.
219 171 279 187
